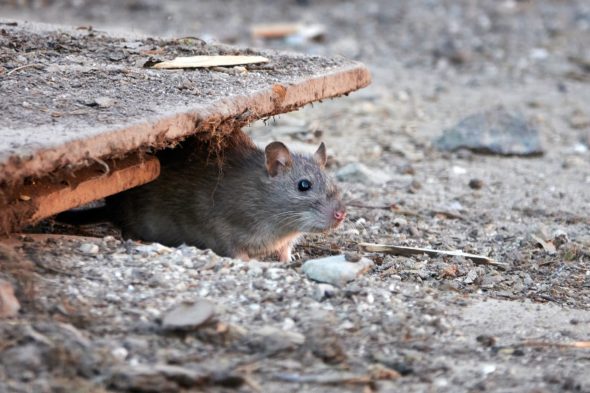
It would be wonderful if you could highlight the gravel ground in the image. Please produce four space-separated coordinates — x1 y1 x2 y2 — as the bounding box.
1 1 589 392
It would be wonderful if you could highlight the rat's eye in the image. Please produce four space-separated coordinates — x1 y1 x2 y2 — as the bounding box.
298 179 312 192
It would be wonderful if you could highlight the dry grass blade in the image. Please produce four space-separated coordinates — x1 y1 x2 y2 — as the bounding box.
273 372 372 385
152 55 269 69
358 242 509 270
6 63 44 75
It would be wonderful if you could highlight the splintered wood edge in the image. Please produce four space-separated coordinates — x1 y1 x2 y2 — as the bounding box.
0 63 371 189
0 155 160 231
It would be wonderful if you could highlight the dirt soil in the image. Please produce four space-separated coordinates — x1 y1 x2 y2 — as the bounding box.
1 1 590 392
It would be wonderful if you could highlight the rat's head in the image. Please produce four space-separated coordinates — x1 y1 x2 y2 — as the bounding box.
263 141 346 233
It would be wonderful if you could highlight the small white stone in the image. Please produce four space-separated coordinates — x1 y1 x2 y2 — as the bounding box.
105 293 120 303
481 364 497 375
136 243 172 255
111 347 128 361
282 318 296 331
529 48 548 60
182 258 194 269
266 268 285 280
452 166 467 175
573 143 588 154
78 243 99 254
355 218 367 226
302 254 374 286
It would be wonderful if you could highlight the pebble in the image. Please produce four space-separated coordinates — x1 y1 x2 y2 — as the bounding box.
529 229 557 255
135 243 172 255
78 243 99 254
301 254 375 287
463 269 479 284
392 217 407 227
0 280 20 317
552 229 569 248
244 325 306 354
469 178 484 189
568 109 590 129
255 326 305 345
335 162 392 185
93 96 116 108
434 107 544 156
161 299 215 330
266 267 286 280
1 344 43 376
312 283 339 301
111 347 129 361
481 364 497 376
109 363 243 391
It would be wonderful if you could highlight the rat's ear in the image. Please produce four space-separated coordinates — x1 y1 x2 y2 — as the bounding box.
314 142 327 168
265 141 293 177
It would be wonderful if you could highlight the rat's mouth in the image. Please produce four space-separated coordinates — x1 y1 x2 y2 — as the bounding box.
317 215 345 232
331 209 346 228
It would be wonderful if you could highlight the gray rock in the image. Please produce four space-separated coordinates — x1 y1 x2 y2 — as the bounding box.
238 324 305 354
301 255 374 287
463 269 479 284
435 108 544 156
255 326 305 346
109 363 244 391
162 299 215 330
335 162 392 185
1 344 43 377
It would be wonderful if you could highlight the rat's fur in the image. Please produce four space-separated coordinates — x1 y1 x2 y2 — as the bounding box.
60 136 345 262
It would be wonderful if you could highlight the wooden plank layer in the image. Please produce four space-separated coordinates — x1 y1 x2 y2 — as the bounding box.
0 155 160 231
0 20 371 232
0 20 371 190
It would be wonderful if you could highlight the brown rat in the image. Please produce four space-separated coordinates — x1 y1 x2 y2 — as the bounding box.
58 135 346 262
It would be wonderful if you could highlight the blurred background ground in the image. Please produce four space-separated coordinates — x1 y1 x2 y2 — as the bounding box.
1 1 589 392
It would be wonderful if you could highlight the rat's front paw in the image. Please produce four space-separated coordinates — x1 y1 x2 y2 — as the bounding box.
278 247 292 263
235 251 251 262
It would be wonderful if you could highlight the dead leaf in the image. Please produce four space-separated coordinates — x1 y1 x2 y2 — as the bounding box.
530 234 556 255
439 264 459 278
152 55 269 69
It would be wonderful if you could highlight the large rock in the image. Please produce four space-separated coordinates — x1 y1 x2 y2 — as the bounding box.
435 108 544 156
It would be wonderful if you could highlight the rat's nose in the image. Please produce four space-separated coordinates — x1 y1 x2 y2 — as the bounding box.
334 210 346 221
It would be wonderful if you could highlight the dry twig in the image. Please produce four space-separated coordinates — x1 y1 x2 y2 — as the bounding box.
522 340 590 349
358 242 509 270
6 63 44 76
